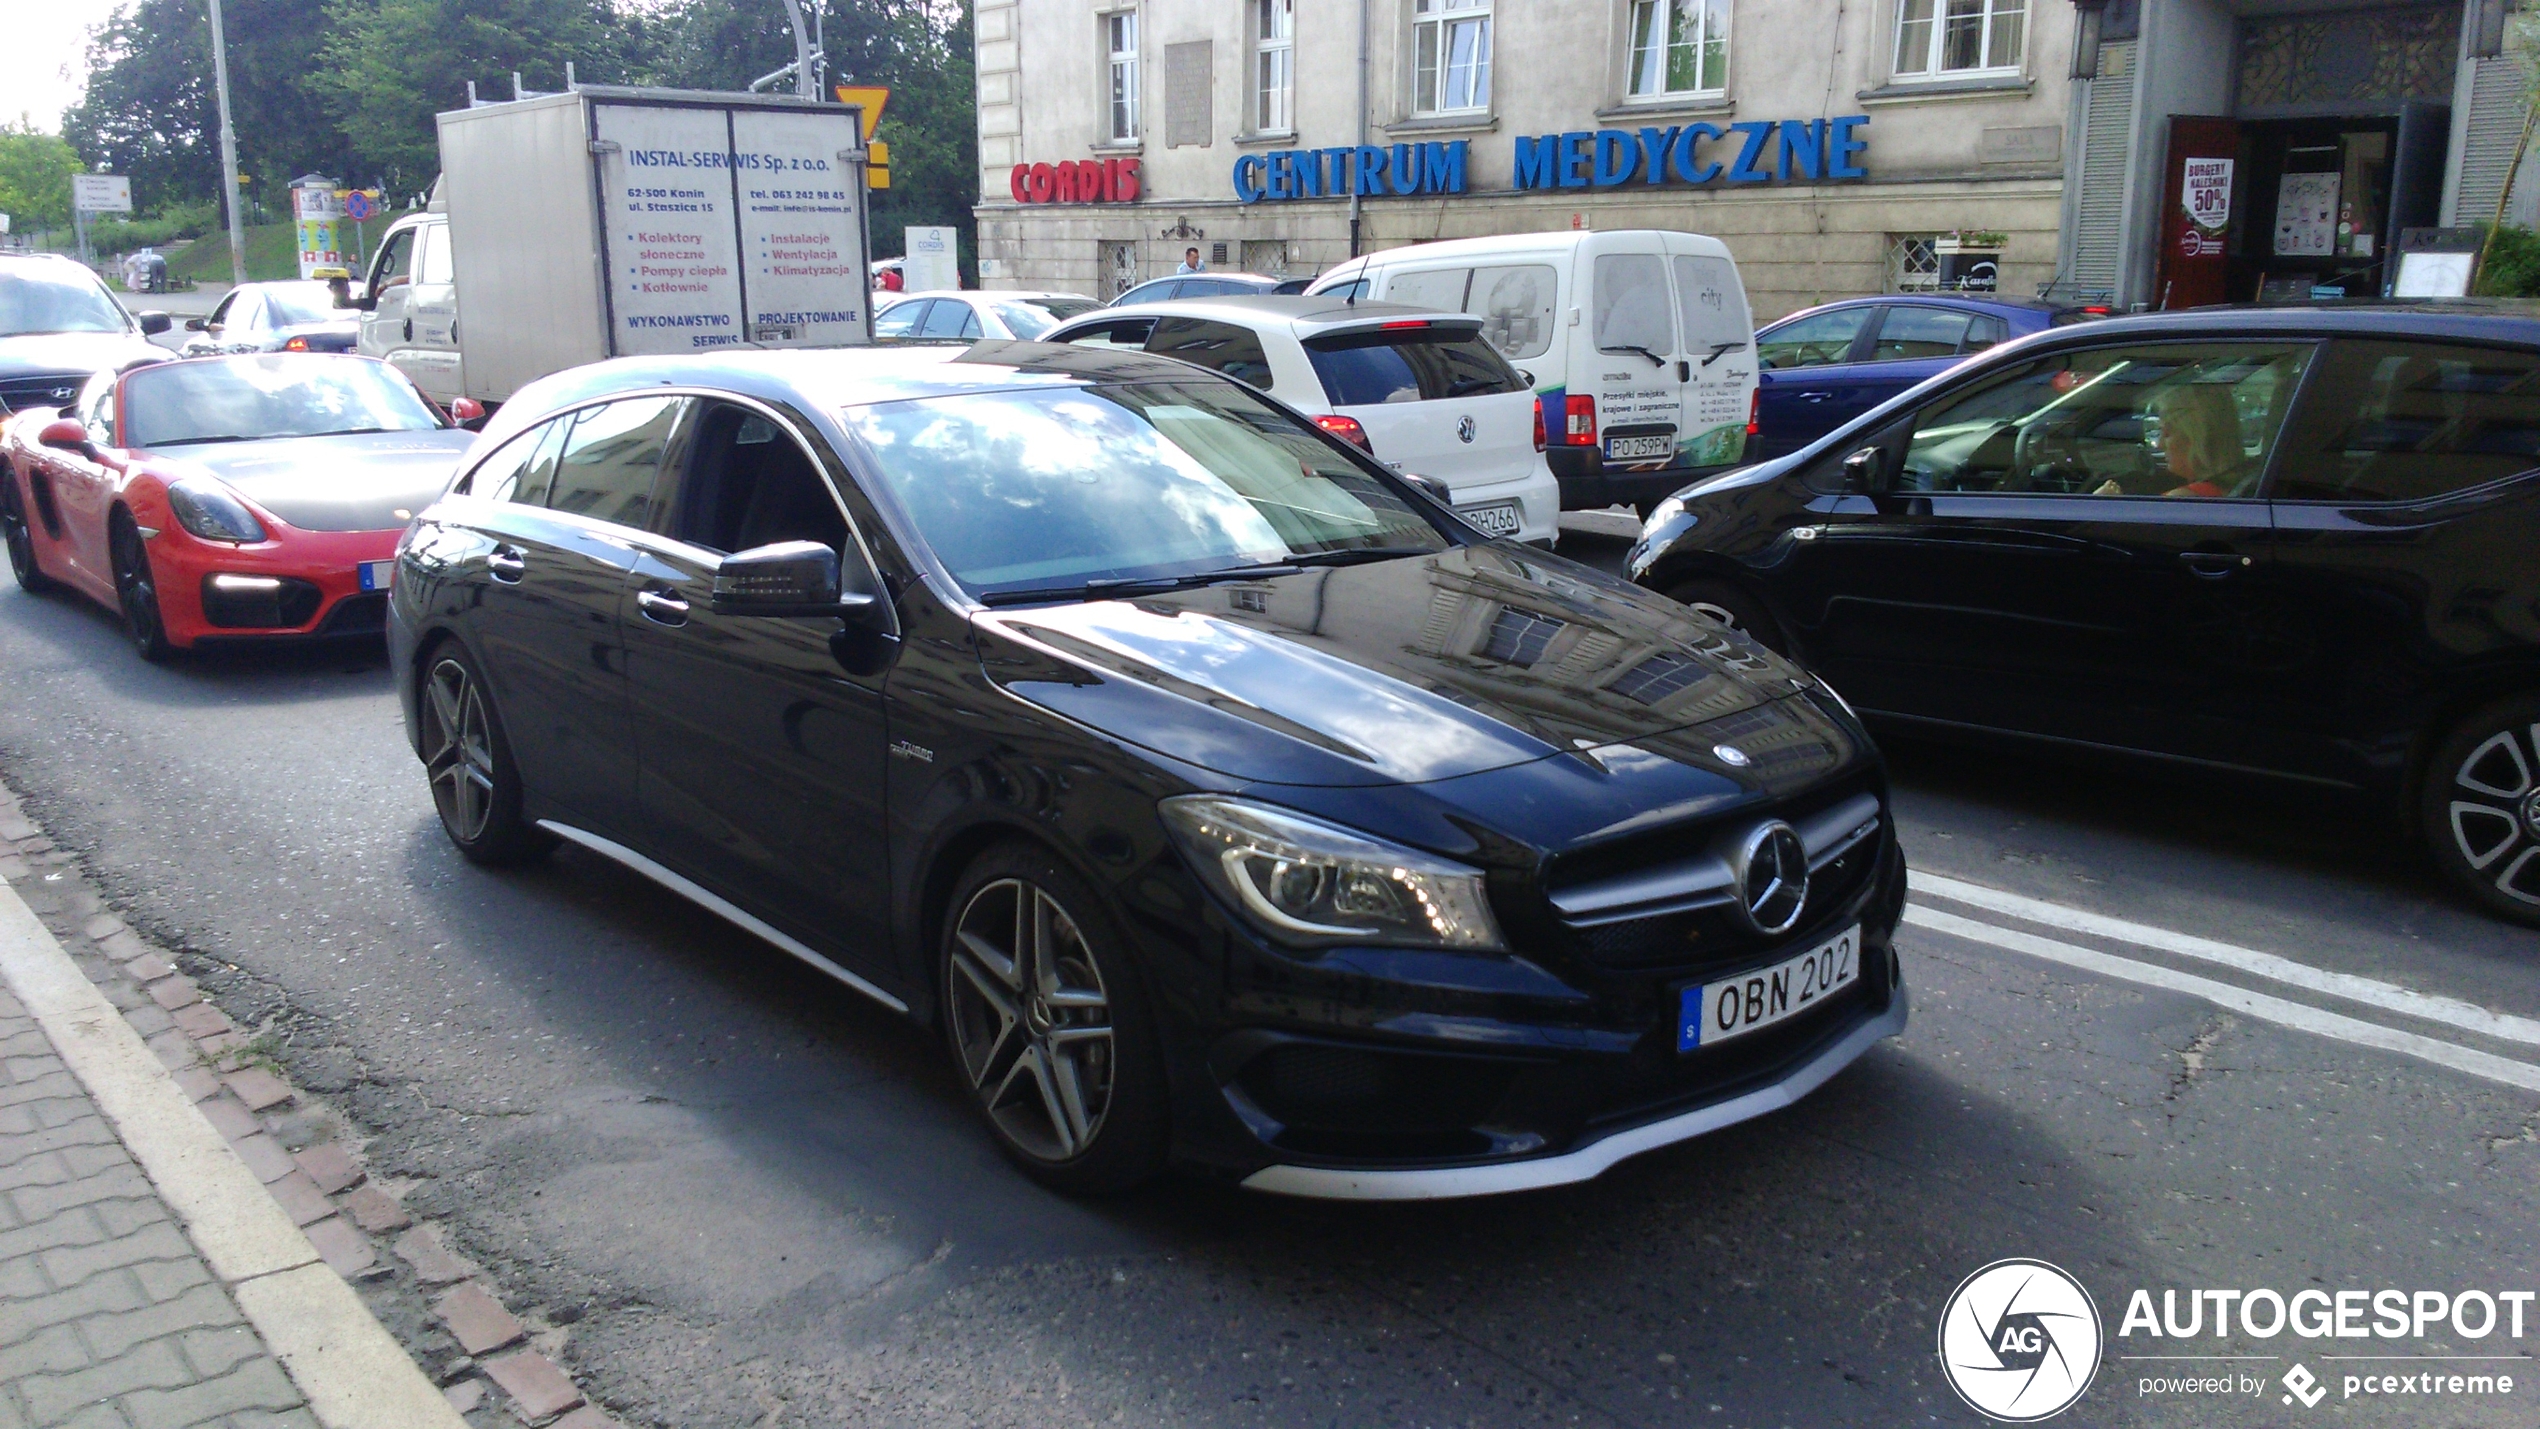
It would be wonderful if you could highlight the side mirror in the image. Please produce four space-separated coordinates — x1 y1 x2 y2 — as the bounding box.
36 419 92 453
711 540 850 617
1840 446 1888 494
1401 472 1454 506
136 311 172 336
184 316 209 332
448 396 487 429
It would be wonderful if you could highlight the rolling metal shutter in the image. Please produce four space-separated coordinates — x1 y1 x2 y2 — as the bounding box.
2452 55 2531 226
2069 42 2137 294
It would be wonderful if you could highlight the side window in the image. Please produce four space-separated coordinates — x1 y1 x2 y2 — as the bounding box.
470 418 570 505
233 295 267 332
918 301 974 339
1756 308 1872 370
1385 267 1472 311
1672 254 1749 355
1145 317 1276 388
1319 277 1372 302
663 403 849 556
548 397 683 527
417 225 453 285
1464 264 1555 361
1591 253 1676 358
1870 306 1976 362
2271 340 2540 503
1053 318 1157 351
874 300 929 338
205 292 238 329
1896 343 2313 498
957 306 985 339
1965 314 2010 352
79 372 118 446
370 229 414 299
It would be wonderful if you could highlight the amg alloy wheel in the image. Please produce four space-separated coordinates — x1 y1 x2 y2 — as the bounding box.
416 644 552 866
941 847 1164 1192
2424 695 2540 925
109 515 172 662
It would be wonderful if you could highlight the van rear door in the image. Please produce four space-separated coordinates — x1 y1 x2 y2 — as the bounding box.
1582 246 1685 471
1666 239 1754 468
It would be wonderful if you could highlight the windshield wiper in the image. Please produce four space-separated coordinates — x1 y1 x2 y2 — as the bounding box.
1599 344 1668 368
979 562 1304 606
151 434 256 447
1701 341 1744 367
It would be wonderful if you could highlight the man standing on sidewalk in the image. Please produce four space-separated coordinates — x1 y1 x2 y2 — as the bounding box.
1176 247 1205 275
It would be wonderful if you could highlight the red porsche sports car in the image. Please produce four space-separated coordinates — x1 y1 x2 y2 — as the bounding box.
0 354 477 659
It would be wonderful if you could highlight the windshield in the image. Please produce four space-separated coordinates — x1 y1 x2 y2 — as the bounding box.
124 356 443 448
0 267 130 337
843 382 1448 600
995 298 1100 338
260 284 344 326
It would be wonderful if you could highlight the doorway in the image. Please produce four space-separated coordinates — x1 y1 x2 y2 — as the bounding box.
2172 104 2449 303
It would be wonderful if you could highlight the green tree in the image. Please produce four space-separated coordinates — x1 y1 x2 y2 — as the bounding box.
0 123 84 230
311 0 665 189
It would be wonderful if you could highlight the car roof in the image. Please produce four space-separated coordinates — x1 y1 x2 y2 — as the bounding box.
1764 293 2066 327
1063 295 1481 334
900 290 1097 304
2018 300 2540 347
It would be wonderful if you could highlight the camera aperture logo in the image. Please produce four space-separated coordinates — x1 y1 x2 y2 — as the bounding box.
1939 1259 2104 1422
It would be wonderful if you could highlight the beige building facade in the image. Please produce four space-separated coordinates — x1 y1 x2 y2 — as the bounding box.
973 0 2079 321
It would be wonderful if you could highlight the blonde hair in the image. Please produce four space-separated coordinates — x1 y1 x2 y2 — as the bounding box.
2155 384 2239 480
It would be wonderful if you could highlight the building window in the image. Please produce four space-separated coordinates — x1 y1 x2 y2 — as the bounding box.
1893 0 2024 79
1626 0 1729 100
1106 10 1141 141
1890 234 1943 291
1257 0 1295 132
1414 0 1492 115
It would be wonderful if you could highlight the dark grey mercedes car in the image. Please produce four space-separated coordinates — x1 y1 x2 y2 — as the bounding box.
387 342 1906 1197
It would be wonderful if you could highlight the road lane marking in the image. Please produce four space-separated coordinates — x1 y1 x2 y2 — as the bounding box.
1903 905 2540 1094
1910 871 2540 1049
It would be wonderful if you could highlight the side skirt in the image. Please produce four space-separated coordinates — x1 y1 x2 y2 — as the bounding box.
535 820 911 1015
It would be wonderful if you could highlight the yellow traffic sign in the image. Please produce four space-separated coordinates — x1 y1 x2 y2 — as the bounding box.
833 86 889 140
867 139 892 190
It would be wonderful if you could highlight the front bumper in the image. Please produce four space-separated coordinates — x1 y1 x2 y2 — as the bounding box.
1244 988 1905 1199
153 527 398 646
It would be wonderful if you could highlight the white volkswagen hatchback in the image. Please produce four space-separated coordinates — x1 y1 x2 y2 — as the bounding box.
1045 296 1559 545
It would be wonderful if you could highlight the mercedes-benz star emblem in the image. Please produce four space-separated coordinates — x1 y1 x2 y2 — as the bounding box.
1456 415 1477 444
1730 820 1809 936
1713 743 1750 767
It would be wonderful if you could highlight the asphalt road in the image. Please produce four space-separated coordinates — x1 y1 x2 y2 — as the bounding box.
0 524 2532 1428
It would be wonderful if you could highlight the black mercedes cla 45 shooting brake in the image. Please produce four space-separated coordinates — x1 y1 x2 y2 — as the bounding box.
387 343 1906 1197
1626 305 2540 926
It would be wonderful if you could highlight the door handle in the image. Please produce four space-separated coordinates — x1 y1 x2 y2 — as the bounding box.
635 587 690 626
403 318 414 343
1800 391 1835 403
2178 550 2252 579
485 544 525 583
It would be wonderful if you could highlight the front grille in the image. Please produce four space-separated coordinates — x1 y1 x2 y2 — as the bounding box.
1539 774 1885 975
314 593 388 636
0 372 87 416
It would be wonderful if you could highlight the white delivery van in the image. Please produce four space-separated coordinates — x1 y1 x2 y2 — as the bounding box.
1306 230 1756 516
356 205 463 404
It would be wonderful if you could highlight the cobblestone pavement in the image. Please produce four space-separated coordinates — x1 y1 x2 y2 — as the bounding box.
0 987 315 1429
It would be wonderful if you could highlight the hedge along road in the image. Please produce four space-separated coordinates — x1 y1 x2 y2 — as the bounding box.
0 557 2533 1428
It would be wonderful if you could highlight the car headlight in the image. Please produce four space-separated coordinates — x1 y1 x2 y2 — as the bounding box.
166 482 266 543
1158 795 1506 952
1810 673 1860 722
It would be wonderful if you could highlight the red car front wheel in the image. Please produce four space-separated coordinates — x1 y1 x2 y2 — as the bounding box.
109 514 174 663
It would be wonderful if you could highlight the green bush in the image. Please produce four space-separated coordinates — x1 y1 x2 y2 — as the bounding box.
2475 223 2540 298
85 201 221 258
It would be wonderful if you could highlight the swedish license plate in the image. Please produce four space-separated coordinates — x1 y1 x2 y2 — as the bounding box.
1458 501 1523 537
1678 924 1860 1052
357 560 395 592
1606 433 1674 461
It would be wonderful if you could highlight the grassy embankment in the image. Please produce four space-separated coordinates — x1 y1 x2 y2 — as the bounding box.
163 212 418 284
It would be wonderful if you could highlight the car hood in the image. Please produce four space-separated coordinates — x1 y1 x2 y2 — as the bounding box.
0 330 158 382
147 430 476 533
976 543 1847 788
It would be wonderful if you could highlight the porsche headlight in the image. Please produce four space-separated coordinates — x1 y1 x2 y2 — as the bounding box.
1159 796 1505 952
166 482 266 543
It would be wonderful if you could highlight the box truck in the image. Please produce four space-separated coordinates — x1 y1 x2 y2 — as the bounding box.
353 86 874 406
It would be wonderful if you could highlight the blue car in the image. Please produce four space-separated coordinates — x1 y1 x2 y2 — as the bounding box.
1750 295 2103 460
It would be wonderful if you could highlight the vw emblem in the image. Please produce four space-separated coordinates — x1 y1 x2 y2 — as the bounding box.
1728 820 1809 937
1456 415 1477 444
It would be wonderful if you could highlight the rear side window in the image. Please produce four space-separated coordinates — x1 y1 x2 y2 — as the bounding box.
1055 317 1157 351
1673 255 1748 358
1305 328 1525 406
1870 306 1976 361
874 301 928 338
472 417 571 505
547 396 683 527
1591 253 1675 358
417 225 453 285
2273 340 2540 502
1145 317 1276 388
1385 267 1472 311
1466 264 1557 361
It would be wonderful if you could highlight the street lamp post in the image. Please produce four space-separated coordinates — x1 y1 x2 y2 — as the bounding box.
206 0 248 287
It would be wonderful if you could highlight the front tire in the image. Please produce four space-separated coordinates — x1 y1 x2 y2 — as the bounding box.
416 642 553 867
940 842 1167 1194
1 476 55 593
2422 695 2540 926
109 513 173 662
